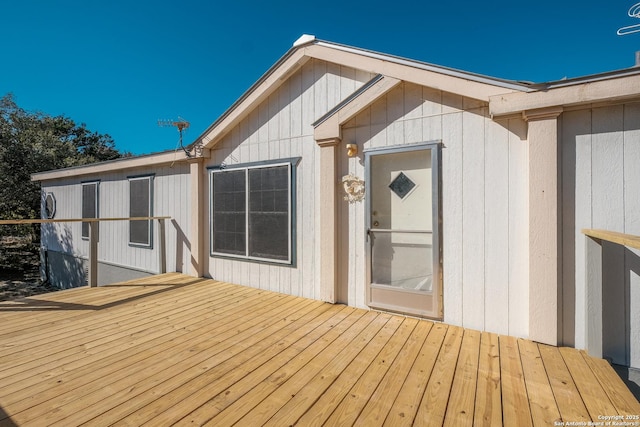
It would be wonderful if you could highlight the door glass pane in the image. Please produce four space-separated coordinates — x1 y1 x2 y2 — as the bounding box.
370 149 432 292
371 231 432 291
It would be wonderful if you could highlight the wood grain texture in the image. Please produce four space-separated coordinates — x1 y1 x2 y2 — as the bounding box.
582 229 640 250
0 274 635 426
500 335 533 427
473 332 502 427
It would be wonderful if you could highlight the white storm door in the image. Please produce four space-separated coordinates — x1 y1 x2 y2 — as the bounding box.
366 143 442 319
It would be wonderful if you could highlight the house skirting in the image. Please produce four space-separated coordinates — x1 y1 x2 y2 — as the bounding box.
41 249 153 288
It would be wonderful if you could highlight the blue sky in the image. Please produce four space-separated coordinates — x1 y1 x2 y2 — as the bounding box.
1 1 639 155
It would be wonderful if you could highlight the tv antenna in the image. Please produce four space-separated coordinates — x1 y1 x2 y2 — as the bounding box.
158 117 193 157
617 2 640 35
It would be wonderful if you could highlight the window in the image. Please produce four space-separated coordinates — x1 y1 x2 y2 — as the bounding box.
210 159 298 264
81 182 98 239
129 175 153 247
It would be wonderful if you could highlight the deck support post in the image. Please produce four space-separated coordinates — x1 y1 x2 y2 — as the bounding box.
158 218 166 274
585 235 603 358
88 221 99 287
189 160 205 277
317 137 339 303
523 107 563 346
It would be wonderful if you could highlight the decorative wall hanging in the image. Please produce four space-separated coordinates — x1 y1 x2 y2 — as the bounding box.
342 174 365 203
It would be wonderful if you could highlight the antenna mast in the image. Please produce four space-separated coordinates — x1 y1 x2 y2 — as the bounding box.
158 117 192 157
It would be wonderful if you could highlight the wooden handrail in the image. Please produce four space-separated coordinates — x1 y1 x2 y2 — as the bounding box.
0 216 171 225
582 228 640 250
1 216 171 287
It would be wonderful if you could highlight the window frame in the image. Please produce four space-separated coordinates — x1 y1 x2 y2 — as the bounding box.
208 158 299 266
81 181 99 240
128 174 154 248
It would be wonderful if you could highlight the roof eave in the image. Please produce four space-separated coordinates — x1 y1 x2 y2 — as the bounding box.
490 70 640 117
30 149 205 182
197 37 533 151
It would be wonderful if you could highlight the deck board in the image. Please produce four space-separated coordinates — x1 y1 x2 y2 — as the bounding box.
538 345 591 422
414 324 464 426
500 335 534 427
518 339 562 426
443 328 481 426
0 273 637 426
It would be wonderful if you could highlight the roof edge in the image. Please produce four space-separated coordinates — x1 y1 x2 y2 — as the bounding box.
194 43 305 149
31 149 196 182
312 39 535 93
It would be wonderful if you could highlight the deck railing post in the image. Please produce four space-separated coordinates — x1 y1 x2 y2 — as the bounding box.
585 235 603 358
88 221 99 287
158 218 166 274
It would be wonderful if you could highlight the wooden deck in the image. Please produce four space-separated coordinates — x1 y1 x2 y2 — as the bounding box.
0 273 638 426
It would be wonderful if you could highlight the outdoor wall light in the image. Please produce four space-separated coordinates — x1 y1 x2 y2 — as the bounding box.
346 143 358 157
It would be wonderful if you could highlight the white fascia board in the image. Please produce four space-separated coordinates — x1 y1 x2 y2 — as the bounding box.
314 75 401 142
196 39 531 151
306 42 531 100
30 150 202 182
490 73 640 116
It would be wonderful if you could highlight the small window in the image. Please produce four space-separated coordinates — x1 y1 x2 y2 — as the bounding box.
81 182 98 239
129 176 153 247
210 159 297 264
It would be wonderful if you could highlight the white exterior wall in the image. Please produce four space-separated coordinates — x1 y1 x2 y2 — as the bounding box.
204 59 374 299
562 102 640 369
339 83 530 338
40 162 192 278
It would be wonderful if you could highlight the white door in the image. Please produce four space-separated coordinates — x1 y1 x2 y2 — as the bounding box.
366 144 442 319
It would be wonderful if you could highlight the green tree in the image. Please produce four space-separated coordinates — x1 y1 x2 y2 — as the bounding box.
0 93 129 236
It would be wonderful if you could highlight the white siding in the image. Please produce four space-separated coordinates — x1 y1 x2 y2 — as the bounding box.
41 163 192 276
204 60 374 298
562 103 640 369
341 82 530 337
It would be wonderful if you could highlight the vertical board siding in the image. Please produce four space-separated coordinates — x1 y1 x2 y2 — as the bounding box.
563 102 640 369
461 106 486 331
592 106 627 365
592 106 625 230
484 119 510 335
623 103 640 370
204 60 374 299
563 109 592 350
342 84 529 336
40 164 191 280
507 118 529 338
441 94 464 327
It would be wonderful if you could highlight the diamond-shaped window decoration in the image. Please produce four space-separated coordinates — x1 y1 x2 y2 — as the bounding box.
389 172 416 199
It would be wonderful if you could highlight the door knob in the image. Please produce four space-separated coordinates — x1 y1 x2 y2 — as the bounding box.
373 220 380 227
